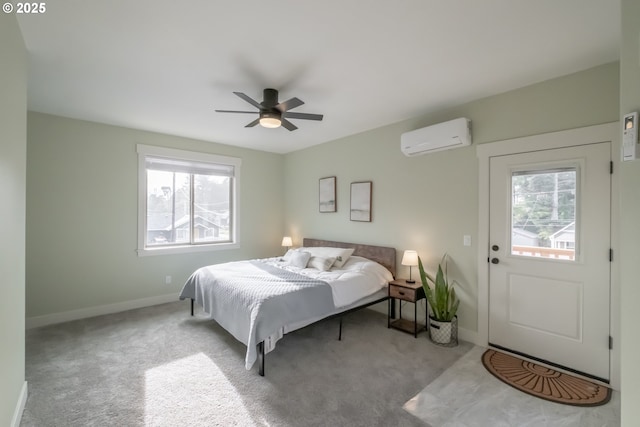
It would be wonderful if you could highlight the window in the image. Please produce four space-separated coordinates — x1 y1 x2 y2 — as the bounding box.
137 145 240 255
510 167 577 261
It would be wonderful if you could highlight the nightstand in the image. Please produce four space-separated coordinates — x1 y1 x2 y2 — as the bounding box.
388 279 427 337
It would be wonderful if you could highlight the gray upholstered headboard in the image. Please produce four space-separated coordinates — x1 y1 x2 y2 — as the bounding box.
302 238 396 278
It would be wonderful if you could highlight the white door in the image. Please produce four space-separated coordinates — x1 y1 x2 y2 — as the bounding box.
488 142 611 381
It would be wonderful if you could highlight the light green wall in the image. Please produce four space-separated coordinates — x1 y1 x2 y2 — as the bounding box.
619 0 640 423
284 62 619 336
0 14 27 427
26 113 284 318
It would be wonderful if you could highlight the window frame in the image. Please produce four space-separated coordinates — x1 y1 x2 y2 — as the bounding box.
137 144 241 256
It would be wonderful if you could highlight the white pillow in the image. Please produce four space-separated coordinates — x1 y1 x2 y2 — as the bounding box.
308 256 336 271
282 248 302 261
300 247 355 269
288 251 311 268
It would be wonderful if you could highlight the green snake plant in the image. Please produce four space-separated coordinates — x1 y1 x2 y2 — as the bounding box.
418 255 460 322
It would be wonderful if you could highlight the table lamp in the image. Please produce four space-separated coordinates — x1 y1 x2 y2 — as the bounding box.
401 250 419 283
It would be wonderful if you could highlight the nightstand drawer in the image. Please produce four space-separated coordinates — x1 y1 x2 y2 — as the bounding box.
389 285 418 302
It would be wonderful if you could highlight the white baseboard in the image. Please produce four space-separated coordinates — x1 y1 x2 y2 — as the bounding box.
26 293 178 329
11 381 27 427
457 327 480 346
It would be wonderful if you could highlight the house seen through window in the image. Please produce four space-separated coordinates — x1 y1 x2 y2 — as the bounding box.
137 145 240 254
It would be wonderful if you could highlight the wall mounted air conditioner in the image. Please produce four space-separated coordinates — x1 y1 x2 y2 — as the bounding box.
400 118 472 157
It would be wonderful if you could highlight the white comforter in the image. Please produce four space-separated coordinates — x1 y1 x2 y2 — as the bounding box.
261 255 393 308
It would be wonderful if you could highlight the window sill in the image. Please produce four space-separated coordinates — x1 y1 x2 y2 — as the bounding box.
137 242 240 257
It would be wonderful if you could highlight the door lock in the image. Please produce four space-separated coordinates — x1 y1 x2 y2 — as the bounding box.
492 245 499 251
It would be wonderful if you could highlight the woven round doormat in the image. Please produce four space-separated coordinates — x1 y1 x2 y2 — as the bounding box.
481 349 611 406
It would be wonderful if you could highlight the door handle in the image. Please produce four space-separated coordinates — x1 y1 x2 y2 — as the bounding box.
491 258 500 264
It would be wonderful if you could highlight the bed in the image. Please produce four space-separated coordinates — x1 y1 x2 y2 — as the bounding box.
179 238 396 376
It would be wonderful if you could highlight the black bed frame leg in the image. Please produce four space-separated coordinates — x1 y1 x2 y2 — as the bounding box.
258 341 265 376
338 318 343 341
190 298 194 316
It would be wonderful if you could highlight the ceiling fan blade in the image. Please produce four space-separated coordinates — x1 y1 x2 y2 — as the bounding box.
284 112 324 121
276 97 304 112
233 92 262 109
215 110 258 114
245 118 260 128
280 118 298 131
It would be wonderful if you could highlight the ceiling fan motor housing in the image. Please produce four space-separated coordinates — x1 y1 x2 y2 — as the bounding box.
262 88 279 109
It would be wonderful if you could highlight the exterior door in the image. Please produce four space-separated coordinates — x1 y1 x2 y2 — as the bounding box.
488 142 611 381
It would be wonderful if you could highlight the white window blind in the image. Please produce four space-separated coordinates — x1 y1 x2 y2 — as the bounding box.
145 156 235 177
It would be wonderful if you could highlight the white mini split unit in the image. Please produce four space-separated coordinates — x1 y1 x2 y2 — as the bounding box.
401 118 472 157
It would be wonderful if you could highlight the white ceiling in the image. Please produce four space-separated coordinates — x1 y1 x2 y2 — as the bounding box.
17 1 620 154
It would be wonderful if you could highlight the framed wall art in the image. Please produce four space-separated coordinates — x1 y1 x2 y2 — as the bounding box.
319 176 337 213
350 181 372 222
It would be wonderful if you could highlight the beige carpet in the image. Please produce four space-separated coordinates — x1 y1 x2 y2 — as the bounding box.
21 300 473 427
403 346 620 427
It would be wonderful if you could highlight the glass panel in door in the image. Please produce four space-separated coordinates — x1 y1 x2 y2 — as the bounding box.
511 168 577 261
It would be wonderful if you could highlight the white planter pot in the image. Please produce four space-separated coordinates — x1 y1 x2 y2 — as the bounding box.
429 318 453 344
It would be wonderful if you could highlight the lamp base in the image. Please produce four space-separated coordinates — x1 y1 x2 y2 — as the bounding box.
405 279 416 284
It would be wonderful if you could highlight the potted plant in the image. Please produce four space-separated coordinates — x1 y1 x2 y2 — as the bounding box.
418 254 460 344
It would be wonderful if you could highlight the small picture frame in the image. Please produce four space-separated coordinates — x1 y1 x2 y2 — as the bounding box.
350 181 372 222
319 176 337 213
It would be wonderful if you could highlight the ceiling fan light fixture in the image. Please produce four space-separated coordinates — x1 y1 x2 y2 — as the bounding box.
215 89 323 131
259 112 281 128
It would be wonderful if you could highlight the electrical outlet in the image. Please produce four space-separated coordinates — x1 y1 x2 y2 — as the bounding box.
463 235 472 246
165 275 172 285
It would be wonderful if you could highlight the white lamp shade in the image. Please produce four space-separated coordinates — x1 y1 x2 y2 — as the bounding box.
281 236 293 247
401 250 419 266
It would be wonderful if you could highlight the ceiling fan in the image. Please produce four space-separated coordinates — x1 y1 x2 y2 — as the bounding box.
215 88 324 131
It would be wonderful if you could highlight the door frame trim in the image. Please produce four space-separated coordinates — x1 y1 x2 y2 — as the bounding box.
476 122 620 390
